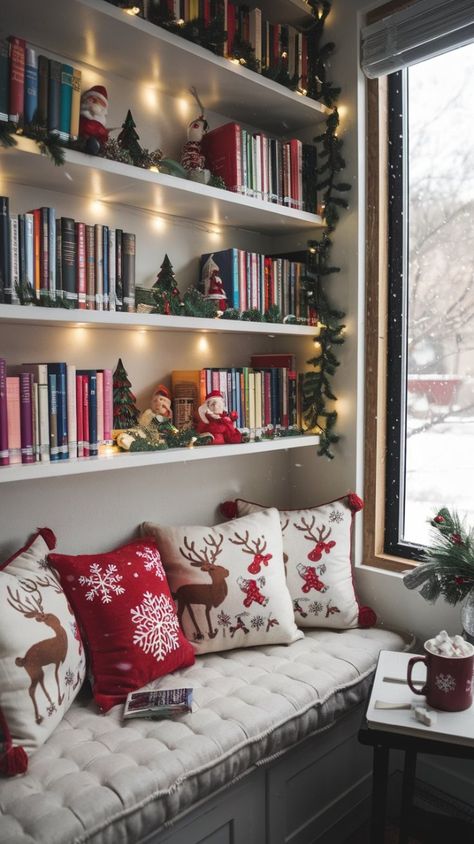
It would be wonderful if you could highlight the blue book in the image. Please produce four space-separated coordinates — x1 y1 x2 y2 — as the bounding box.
199 248 240 309
102 225 109 310
47 371 59 461
78 370 98 457
24 47 38 124
48 363 68 459
58 64 73 141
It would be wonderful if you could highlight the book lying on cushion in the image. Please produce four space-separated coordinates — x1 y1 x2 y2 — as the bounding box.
123 687 193 720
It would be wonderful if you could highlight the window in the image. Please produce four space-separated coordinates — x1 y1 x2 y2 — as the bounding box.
362 1 474 570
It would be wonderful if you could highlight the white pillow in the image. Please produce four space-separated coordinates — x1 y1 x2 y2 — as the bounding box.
141 508 303 655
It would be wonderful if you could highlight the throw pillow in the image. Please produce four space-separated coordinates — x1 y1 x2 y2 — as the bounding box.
221 494 376 630
48 538 195 712
0 528 86 777
141 508 303 655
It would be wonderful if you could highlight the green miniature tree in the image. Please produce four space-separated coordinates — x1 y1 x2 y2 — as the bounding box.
152 254 183 315
117 110 142 163
113 358 140 429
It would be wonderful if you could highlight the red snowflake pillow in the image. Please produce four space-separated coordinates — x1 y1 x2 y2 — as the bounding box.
220 494 376 630
48 538 195 712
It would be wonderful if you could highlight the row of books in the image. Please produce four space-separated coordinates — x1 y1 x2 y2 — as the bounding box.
199 247 316 322
0 358 114 467
171 353 299 433
0 196 136 309
0 35 81 140
146 3 311 90
202 122 318 213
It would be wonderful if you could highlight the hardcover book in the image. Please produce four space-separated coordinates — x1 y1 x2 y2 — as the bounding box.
6 376 21 464
58 63 73 141
24 46 38 125
123 687 193 720
201 122 242 193
47 58 61 134
8 36 25 124
0 39 8 122
0 358 8 466
19 371 35 464
0 196 11 304
122 232 136 313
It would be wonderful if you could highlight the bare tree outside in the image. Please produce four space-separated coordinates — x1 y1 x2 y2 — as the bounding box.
403 43 474 545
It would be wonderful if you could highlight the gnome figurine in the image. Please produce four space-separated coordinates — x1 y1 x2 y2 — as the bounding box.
79 85 109 154
201 254 228 313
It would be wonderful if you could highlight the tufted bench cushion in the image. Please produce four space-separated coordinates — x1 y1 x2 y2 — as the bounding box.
0 626 411 844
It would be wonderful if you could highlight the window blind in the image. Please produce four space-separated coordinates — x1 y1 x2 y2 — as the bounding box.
361 0 474 78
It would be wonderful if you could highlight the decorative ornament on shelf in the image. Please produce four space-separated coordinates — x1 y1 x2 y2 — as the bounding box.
196 391 242 445
151 254 183 315
139 384 174 428
200 254 228 314
112 358 140 430
180 87 210 185
79 85 110 155
403 508 474 643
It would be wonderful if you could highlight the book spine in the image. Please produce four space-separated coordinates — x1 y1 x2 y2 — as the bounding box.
122 232 136 312
108 228 116 311
31 207 41 299
19 371 35 463
58 63 73 141
32 381 40 462
49 363 68 459
9 216 19 304
24 46 38 124
47 371 59 461
76 222 86 309
102 225 109 311
40 206 49 297
96 370 104 448
76 373 84 458
0 39 9 122
48 207 56 300
70 67 81 140
94 224 103 310
24 212 34 292
37 55 49 125
0 196 11 304
85 224 95 309
102 368 113 445
6 376 21 464
8 36 25 124
82 374 90 457
37 376 50 462
88 372 98 457
47 59 61 134
61 216 76 304
18 213 26 293
67 363 77 459
115 228 123 311
0 358 8 465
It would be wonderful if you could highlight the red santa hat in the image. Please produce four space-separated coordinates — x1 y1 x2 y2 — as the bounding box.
153 384 170 400
205 390 223 402
83 85 108 107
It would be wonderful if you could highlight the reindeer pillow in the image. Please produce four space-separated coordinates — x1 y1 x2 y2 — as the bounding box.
141 508 302 655
0 528 86 777
48 537 195 712
224 495 376 630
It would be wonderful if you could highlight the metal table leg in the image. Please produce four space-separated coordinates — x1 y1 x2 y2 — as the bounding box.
370 744 390 844
398 749 417 844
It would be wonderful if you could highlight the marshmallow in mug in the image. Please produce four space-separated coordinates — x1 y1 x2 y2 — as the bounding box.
426 630 474 658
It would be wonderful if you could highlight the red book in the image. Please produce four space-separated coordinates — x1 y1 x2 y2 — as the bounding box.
201 122 242 193
76 373 84 458
19 371 35 463
264 256 272 312
75 221 87 309
101 368 113 446
250 353 296 370
6 376 21 464
82 374 90 457
226 2 236 56
8 36 25 124
289 138 302 209
29 208 41 299
203 0 211 26
0 358 8 466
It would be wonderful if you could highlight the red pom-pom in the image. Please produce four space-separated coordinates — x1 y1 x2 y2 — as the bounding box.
37 527 56 550
450 533 463 546
0 744 28 776
433 515 445 524
220 500 238 520
358 605 377 628
347 493 364 512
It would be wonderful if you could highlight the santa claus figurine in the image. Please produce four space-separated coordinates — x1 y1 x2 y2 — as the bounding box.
139 384 173 428
181 114 210 184
196 391 242 445
201 254 228 313
79 85 109 154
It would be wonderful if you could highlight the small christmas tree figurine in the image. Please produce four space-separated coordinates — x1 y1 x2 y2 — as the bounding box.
117 110 142 164
113 358 140 429
152 254 183 315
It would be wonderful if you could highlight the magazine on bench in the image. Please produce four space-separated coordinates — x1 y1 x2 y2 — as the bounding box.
123 686 193 719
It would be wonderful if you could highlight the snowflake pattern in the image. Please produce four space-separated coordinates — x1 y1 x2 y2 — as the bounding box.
251 615 265 631
136 547 165 580
435 673 456 694
130 591 180 661
64 669 74 687
38 555 50 570
47 703 57 717
309 601 324 615
79 562 125 603
328 510 344 523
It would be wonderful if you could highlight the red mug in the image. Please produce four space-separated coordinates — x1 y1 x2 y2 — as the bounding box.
407 639 474 711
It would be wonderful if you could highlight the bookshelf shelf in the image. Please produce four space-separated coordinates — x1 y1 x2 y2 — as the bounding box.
0 435 320 484
0 304 318 335
2 0 331 136
0 138 324 236
254 1 314 26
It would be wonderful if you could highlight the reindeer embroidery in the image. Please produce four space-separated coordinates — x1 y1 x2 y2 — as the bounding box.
229 530 272 574
229 612 250 637
175 533 228 640
237 576 269 608
7 576 68 724
294 515 336 562
297 562 329 594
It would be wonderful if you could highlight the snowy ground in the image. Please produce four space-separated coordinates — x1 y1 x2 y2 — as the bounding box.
404 419 474 545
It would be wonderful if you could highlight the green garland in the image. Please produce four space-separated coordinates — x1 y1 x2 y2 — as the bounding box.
0 119 65 166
